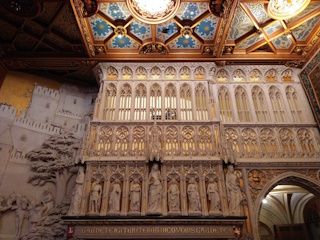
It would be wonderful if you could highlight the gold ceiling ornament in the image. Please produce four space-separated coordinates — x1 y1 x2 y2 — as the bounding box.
181 26 192 39
114 26 126 39
267 0 311 20
126 0 180 24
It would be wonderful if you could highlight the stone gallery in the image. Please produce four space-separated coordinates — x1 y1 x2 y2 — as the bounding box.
0 0 320 240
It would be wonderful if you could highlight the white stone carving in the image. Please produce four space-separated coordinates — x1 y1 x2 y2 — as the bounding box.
187 177 201 214
207 177 222 215
88 179 103 214
68 166 85 216
226 165 242 216
147 164 163 214
167 178 180 214
108 179 122 214
129 178 141 213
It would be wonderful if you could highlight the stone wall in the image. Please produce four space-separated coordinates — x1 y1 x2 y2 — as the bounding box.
0 72 97 239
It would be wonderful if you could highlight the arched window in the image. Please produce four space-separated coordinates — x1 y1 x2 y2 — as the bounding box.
279 128 296 152
269 86 287 122
198 126 213 156
195 83 209 120
97 126 113 156
132 126 145 155
118 84 132 120
134 84 147 120
218 86 233 122
286 86 303 122
225 128 240 154
115 126 129 155
165 126 179 156
150 84 162 120
180 84 193 120
165 84 177 120
235 86 250 122
297 128 315 152
252 86 269 122
241 128 259 156
103 83 116 120
260 128 278 154
182 126 196 156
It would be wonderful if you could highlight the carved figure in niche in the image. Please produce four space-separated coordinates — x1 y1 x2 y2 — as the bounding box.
207 178 221 214
226 165 242 216
28 198 43 230
148 164 163 214
42 190 54 216
68 166 85 216
187 178 201 213
88 179 102 214
129 178 141 213
168 178 180 213
109 179 122 213
15 195 29 238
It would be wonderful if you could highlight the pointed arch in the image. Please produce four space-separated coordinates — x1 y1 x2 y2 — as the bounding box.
252 86 270 122
103 83 117 120
118 83 132 120
218 86 233 122
195 83 209 120
235 86 251 122
165 83 177 120
180 83 193 120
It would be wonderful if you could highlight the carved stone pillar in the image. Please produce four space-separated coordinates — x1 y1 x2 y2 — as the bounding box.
81 164 92 215
218 164 229 216
162 164 168 216
181 164 188 216
199 165 208 216
100 166 110 215
121 164 130 216
141 164 148 216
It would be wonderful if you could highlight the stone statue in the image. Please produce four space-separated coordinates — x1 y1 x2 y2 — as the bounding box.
88 179 102 214
187 178 201 213
15 195 29 238
42 190 54 216
207 178 222 214
28 198 43 230
147 164 163 214
109 179 121 213
168 178 180 213
226 165 242 216
129 178 141 213
68 166 85 216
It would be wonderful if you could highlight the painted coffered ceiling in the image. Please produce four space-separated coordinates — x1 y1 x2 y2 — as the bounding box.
0 0 320 85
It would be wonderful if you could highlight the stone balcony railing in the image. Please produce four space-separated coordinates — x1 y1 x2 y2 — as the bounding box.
79 121 320 162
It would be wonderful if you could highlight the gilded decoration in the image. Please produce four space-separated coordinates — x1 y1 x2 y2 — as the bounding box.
126 0 181 24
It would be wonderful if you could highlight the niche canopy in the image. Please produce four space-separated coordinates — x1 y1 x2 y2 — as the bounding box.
267 0 311 20
126 0 181 24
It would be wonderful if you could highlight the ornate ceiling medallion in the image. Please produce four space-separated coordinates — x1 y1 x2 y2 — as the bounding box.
267 0 311 20
126 0 181 24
